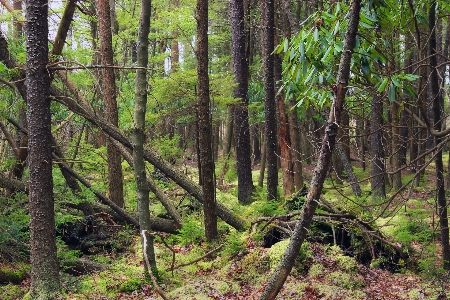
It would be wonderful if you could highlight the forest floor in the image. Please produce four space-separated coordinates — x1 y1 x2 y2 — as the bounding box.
1 160 449 299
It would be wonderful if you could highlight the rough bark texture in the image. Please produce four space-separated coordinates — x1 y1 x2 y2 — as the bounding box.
232 0 254 204
335 144 361 197
261 0 278 201
134 0 157 273
51 0 76 56
274 51 295 196
197 0 218 240
287 99 303 191
26 0 60 297
429 1 449 269
370 95 386 199
97 0 124 207
390 100 402 190
259 1 361 298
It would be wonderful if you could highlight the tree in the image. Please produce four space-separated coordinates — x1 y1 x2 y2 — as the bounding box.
428 0 449 269
231 0 254 204
370 94 386 199
260 0 361 297
97 0 124 208
261 0 278 201
26 0 60 297
133 0 158 276
197 0 218 241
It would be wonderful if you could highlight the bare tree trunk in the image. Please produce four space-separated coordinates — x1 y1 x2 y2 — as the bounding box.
261 0 278 201
274 52 295 196
232 0 254 204
288 100 303 191
26 0 60 296
429 2 449 269
97 0 124 207
260 1 361 297
197 0 218 240
133 0 157 276
370 95 386 199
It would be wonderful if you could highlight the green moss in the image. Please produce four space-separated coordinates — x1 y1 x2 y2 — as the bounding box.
335 254 358 272
0 284 25 300
0 263 29 284
119 278 142 293
326 271 364 289
233 247 269 284
267 239 290 271
308 263 325 277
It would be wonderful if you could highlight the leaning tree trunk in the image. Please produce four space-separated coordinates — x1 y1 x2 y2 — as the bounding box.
197 0 218 241
133 0 158 275
260 1 361 298
97 0 124 208
261 0 278 201
26 0 60 297
232 0 254 204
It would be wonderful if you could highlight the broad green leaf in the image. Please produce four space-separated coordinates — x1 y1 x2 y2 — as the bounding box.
360 21 376 29
332 21 340 36
403 74 420 81
391 76 401 88
404 84 417 96
388 83 396 101
284 39 289 53
377 77 389 92
299 41 304 57
314 28 319 41
361 57 370 76
321 46 333 63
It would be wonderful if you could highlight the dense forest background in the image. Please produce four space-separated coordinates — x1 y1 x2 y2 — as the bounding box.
1 0 450 298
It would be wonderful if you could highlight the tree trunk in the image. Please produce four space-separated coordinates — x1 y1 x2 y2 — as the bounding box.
133 0 158 276
370 94 386 199
251 123 261 165
261 0 278 201
232 0 254 204
197 0 218 241
429 1 449 269
390 99 402 190
274 52 295 196
260 1 361 298
287 99 303 191
26 0 60 296
97 0 124 208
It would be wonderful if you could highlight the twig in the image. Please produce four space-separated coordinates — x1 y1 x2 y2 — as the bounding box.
141 230 169 300
166 244 224 271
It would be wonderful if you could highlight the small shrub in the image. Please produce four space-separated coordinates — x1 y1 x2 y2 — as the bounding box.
175 218 204 246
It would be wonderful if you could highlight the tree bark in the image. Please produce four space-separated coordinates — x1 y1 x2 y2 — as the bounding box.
134 0 157 275
232 0 254 204
261 0 278 201
370 95 386 199
97 0 124 208
259 1 361 297
429 1 449 269
274 52 295 196
197 0 218 240
26 0 60 296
